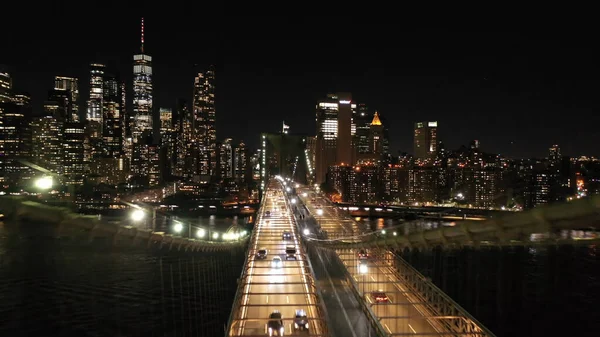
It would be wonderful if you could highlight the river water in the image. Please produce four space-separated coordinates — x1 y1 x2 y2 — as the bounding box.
0 216 249 337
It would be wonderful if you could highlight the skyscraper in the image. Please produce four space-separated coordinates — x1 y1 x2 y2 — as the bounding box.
102 70 123 156
132 17 153 142
414 121 438 159
54 76 79 121
0 68 31 185
192 65 216 177
175 98 191 178
314 93 356 184
87 64 104 123
219 138 233 179
0 66 12 103
234 141 247 182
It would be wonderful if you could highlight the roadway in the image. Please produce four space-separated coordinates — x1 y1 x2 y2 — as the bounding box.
230 180 326 336
292 198 378 337
297 187 444 336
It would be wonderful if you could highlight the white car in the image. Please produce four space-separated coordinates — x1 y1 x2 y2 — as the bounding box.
271 256 283 268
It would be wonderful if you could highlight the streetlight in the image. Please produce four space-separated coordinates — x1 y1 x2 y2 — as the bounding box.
316 209 323 216
286 187 291 193
34 176 53 190
130 209 145 222
359 261 368 299
291 198 297 204
173 221 184 233
303 228 310 236
212 232 220 240
197 228 206 238
302 192 308 198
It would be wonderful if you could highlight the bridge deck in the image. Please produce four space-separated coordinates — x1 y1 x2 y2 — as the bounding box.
228 180 327 336
299 187 491 336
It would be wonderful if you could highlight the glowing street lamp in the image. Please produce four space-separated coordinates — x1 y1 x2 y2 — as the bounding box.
34 176 53 190
212 232 220 240
316 209 324 216
291 198 297 204
302 193 308 198
197 228 206 238
286 187 291 193
173 222 184 233
130 209 145 222
303 228 310 236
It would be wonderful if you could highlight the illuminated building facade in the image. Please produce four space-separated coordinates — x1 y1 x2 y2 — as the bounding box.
0 67 11 103
414 121 438 159
54 76 79 121
63 122 85 185
132 18 153 142
159 108 177 176
314 93 357 184
219 138 233 179
31 101 64 175
192 65 216 177
131 133 161 187
102 71 123 156
175 99 192 178
234 141 247 182
87 64 104 123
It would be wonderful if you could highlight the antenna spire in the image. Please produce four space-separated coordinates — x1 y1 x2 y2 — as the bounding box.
140 17 145 53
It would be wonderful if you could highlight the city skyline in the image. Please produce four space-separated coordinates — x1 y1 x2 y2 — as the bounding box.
3 17 597 158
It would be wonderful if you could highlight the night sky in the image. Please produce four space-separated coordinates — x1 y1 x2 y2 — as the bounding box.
3 9 598 158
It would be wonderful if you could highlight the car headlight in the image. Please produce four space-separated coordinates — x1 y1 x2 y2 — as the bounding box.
280 327 284 334
294 323 298 328
306 323 309 329
268 327 272 335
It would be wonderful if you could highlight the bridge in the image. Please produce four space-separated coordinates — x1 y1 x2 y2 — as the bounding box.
1 179 599 336
227 179 329 336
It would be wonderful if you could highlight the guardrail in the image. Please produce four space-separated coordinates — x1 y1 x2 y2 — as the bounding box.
381 250 495 336
303 193 600 250
1 197 248 253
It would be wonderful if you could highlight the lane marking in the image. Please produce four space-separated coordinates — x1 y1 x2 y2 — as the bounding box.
266 295 269 303
408 324 417 334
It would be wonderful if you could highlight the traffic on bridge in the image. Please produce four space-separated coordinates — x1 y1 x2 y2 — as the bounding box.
297 185 493 337
228 179 329 336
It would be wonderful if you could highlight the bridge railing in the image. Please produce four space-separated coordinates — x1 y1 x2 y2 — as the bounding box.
225 192 268 335
382 249 493 336
1 197 247 253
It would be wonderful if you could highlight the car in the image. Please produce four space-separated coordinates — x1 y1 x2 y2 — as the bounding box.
282 231 292 240
357 249 369 260
370 291 389 303
293 309 309 331
271 256 283 268
256 248 268 259
267 310 285 336
285 246 297 260
265 211 271 217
